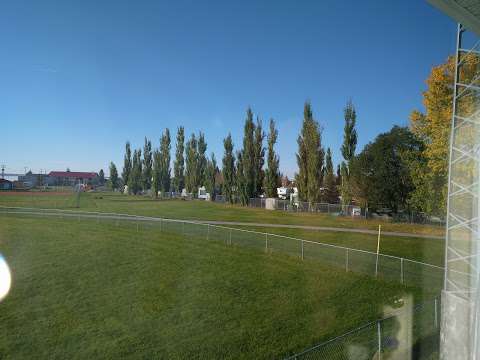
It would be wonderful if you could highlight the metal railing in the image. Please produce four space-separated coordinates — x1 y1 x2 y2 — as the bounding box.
286 297 440 359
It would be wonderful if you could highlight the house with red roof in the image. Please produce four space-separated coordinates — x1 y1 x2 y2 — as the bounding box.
47 170 98 186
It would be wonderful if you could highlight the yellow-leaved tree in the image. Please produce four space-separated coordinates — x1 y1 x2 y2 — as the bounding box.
409 54 479 216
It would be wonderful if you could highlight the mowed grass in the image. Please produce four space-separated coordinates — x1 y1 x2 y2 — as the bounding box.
0 191 444 237
230 226 445 267
0 215 425 359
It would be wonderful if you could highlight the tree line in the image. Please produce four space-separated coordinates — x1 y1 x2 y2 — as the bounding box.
106 55 477 217
107 110 281 202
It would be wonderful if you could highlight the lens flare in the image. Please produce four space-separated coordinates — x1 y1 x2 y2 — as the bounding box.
0 255 12 302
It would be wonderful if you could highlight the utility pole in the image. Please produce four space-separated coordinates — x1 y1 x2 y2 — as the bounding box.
1 165 5 179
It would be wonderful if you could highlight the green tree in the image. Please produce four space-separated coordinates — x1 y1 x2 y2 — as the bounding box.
409 54 479 216
236 150 248 205
185 133 198 194
197 132 208 187
109 162 119 191
323 148 338 203
122 141 132 188
152 149 161 198
340 100 357 206
128 149 142 195
142 137 153 191
295 102 324 204
205 153 217 200
98 169 105 185
222 134 235 204
253 117 265 196
172 126 185 193
265 118 280 198
350 126 423 212
159 129 171 193
238 108 256 203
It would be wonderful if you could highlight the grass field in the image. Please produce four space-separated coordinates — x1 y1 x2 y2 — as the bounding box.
0 214 432 359
230 225 444 267
0 191 444 237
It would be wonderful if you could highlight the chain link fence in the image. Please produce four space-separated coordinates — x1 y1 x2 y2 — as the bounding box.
0 206 448 292
1 206 450 359
287 297 440 359
249 198 356 216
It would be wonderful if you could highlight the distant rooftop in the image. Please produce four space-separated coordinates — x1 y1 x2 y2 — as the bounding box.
48 171 97 179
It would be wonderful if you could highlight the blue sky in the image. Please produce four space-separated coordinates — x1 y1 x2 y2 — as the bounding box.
2 0 456 177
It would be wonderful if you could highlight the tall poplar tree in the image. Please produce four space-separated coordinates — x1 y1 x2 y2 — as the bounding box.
296 102 324 204
152 149 161 198
172 126 185 192
122 141 132 189
323 148 338 203
222 134 235 204
159 129 171 192
238 108 256 202
109 162 119 191
142 137 152 191
197 132 208 186
236 151 248 205
340 100 357 205
185 133 198 193
128 149 142 195
205 153 217 200
253 117 265 196
265 118 280 198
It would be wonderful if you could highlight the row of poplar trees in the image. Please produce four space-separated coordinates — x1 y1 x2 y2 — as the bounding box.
116 128 218 198
221 108 281 205
295 101 354 205
112 108 281 203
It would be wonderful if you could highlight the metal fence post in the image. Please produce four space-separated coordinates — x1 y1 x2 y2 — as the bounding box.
301 240 304 260
207 224 210 241
265 233 268 252
377 321 382 360
182 221 185 238
434 298 438 329
229 229 232 245
160 218 162 233
346 248 349 272
400 258 404 285
136 220 139 232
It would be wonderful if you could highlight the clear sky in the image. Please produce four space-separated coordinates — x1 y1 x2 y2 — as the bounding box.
2 0 456 177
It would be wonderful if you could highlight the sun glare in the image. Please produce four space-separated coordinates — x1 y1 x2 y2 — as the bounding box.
0 255 12 302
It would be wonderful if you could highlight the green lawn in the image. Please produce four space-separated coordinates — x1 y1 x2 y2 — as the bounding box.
0 215 431 359
0 191 444 237
230 226 444 267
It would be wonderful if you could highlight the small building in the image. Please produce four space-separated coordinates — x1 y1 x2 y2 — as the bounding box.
0 179 13 190
47 171 98 186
